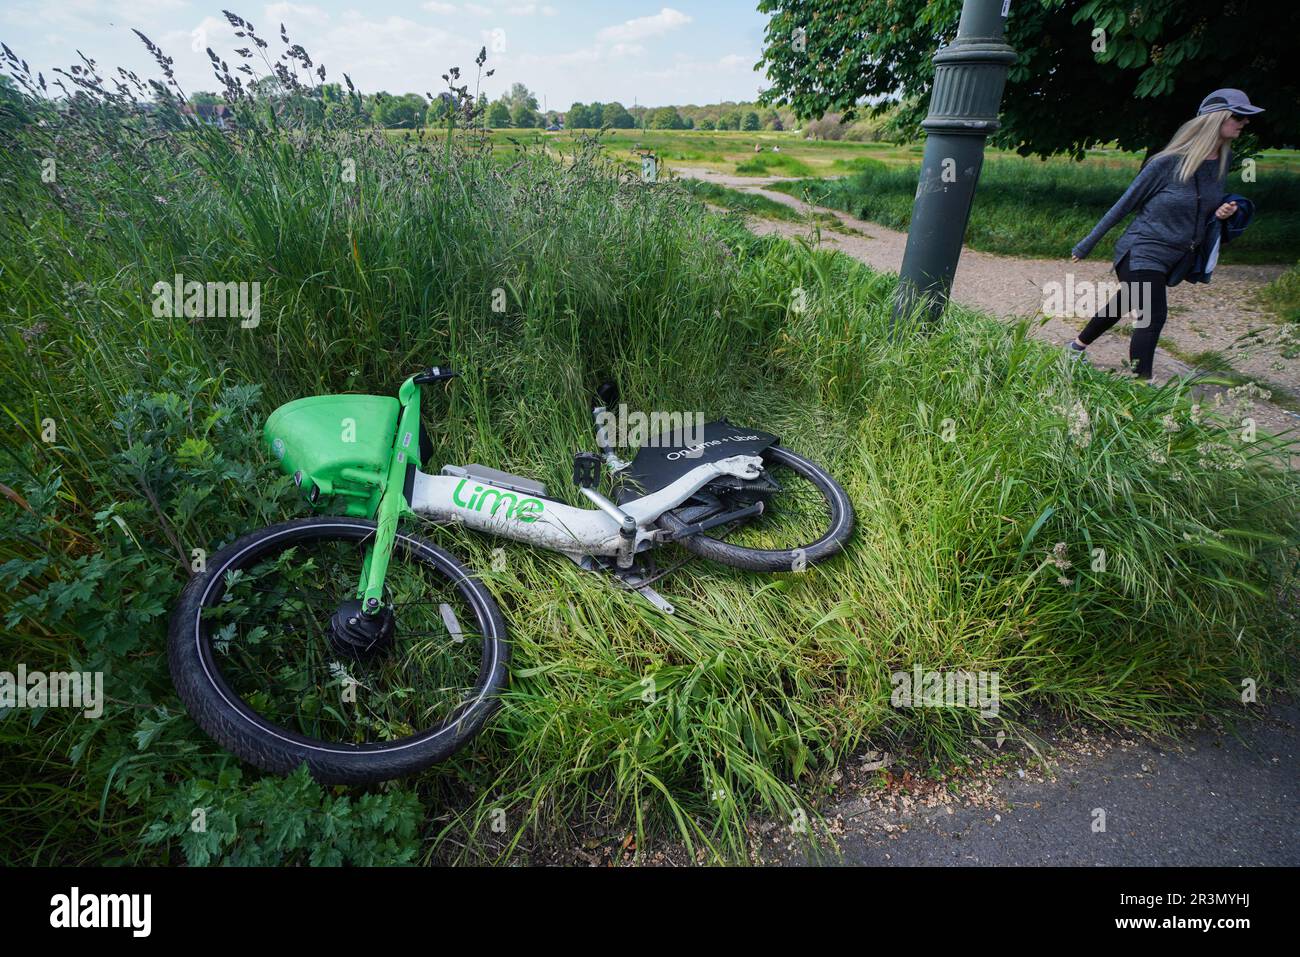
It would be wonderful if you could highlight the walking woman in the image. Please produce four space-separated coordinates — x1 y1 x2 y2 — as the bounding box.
1066 89 1263 379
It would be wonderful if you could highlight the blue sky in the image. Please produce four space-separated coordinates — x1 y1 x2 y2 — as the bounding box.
1 1 774 108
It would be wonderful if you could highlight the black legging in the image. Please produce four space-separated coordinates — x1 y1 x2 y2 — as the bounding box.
1076 257 1168 379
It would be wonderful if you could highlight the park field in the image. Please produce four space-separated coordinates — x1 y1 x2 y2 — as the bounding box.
459 127 1300 179
388 128 1300 264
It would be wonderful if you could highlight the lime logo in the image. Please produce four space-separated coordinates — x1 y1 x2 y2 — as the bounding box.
271 437 286 460
452 480 544 523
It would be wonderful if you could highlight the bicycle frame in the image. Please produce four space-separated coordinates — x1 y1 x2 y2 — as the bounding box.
352 374 763 616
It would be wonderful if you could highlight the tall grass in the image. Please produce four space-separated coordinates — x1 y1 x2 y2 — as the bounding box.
1260 262 1300 324
774 158 1300 263
1 28 1298 865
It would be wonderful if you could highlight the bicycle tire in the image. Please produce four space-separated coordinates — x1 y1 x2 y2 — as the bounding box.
655 445 854 572
168 516 509 785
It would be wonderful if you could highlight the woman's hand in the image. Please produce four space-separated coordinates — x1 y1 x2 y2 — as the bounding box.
1070 255 1080 263
1215 200 1239 221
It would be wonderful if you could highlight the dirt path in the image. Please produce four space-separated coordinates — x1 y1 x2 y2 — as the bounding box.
676 166 1300 441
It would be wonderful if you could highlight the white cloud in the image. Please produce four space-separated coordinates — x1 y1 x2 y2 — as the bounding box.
1 0 189 33
423 1 458 12
265 3 331 27
163 7 478 94
516 38 645 69
597 7 690 44
505 3 557 14
641 52 758 85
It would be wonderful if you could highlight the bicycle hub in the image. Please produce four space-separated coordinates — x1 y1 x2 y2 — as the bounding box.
329 599 396 660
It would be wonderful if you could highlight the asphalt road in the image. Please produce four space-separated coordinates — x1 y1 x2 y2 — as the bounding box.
818 701 1298 866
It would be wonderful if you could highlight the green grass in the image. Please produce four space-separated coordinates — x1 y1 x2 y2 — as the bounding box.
734 152 815 177
1259 262 1300 323
676 178 805 222
772 158 1300 264
3 53 1299 867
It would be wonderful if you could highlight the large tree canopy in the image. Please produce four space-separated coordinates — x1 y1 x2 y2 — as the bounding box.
757 0 1297 159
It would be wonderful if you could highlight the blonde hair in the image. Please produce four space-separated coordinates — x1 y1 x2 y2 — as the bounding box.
1155 110 1232 182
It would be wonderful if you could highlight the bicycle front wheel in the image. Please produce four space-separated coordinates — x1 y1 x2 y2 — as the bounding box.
168 517 509 785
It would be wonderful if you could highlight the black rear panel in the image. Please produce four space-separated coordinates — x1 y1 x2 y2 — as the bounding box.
615 418 779 504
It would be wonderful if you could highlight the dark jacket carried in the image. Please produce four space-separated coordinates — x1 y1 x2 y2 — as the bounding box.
1167 192 1255 287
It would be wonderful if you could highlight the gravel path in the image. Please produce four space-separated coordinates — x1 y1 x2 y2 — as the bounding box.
676 166 1300 442
759 700 1299 867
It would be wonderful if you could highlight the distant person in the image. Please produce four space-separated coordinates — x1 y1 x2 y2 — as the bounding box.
1065 89 1261 379
754 143 761 153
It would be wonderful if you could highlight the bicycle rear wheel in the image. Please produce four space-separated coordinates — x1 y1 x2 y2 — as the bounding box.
655 445 854 572
168 517 509 785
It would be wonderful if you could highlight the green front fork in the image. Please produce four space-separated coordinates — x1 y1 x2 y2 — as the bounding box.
356 376 423 615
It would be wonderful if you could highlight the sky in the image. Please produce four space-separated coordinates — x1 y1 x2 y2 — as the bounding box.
1 1 776 108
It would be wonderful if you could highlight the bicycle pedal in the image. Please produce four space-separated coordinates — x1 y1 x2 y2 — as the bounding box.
572 451 602 489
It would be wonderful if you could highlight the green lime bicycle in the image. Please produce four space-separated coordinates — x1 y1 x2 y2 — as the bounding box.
169 366 854 784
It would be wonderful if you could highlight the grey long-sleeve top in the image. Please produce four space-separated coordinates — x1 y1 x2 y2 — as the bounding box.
1072 153 1227 272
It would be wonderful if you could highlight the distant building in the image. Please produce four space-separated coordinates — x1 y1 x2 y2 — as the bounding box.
180 103 235 128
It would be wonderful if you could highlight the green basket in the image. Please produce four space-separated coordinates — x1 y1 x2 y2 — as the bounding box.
264 394 400 518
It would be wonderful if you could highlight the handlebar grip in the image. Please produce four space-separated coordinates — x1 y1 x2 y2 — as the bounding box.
413 366 458 384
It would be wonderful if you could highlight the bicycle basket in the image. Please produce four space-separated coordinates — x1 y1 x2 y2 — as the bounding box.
264 394 399 518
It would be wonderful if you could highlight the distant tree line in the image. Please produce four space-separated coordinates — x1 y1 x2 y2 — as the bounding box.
183 79 890 139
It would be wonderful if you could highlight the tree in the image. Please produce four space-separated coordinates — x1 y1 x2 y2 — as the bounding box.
510 102 537 128
487 99 511 128
742 110 761 131
587 102 605 127
382 92 428 128
762 109 784 131
718 110 742 130
249 75 289 103
698 118 716 131
602 101 634 129
372 92 426 129
804 113 847 141
649 106 684 129
506 82 539 113
190 91 222 105
757 0 1299 160
427 93 454 125
566 102 591 128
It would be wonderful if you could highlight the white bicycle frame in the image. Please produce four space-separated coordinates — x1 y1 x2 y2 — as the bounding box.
407 454 765 568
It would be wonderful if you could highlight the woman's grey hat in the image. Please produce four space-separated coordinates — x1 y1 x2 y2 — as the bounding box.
1197 88 1264 116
